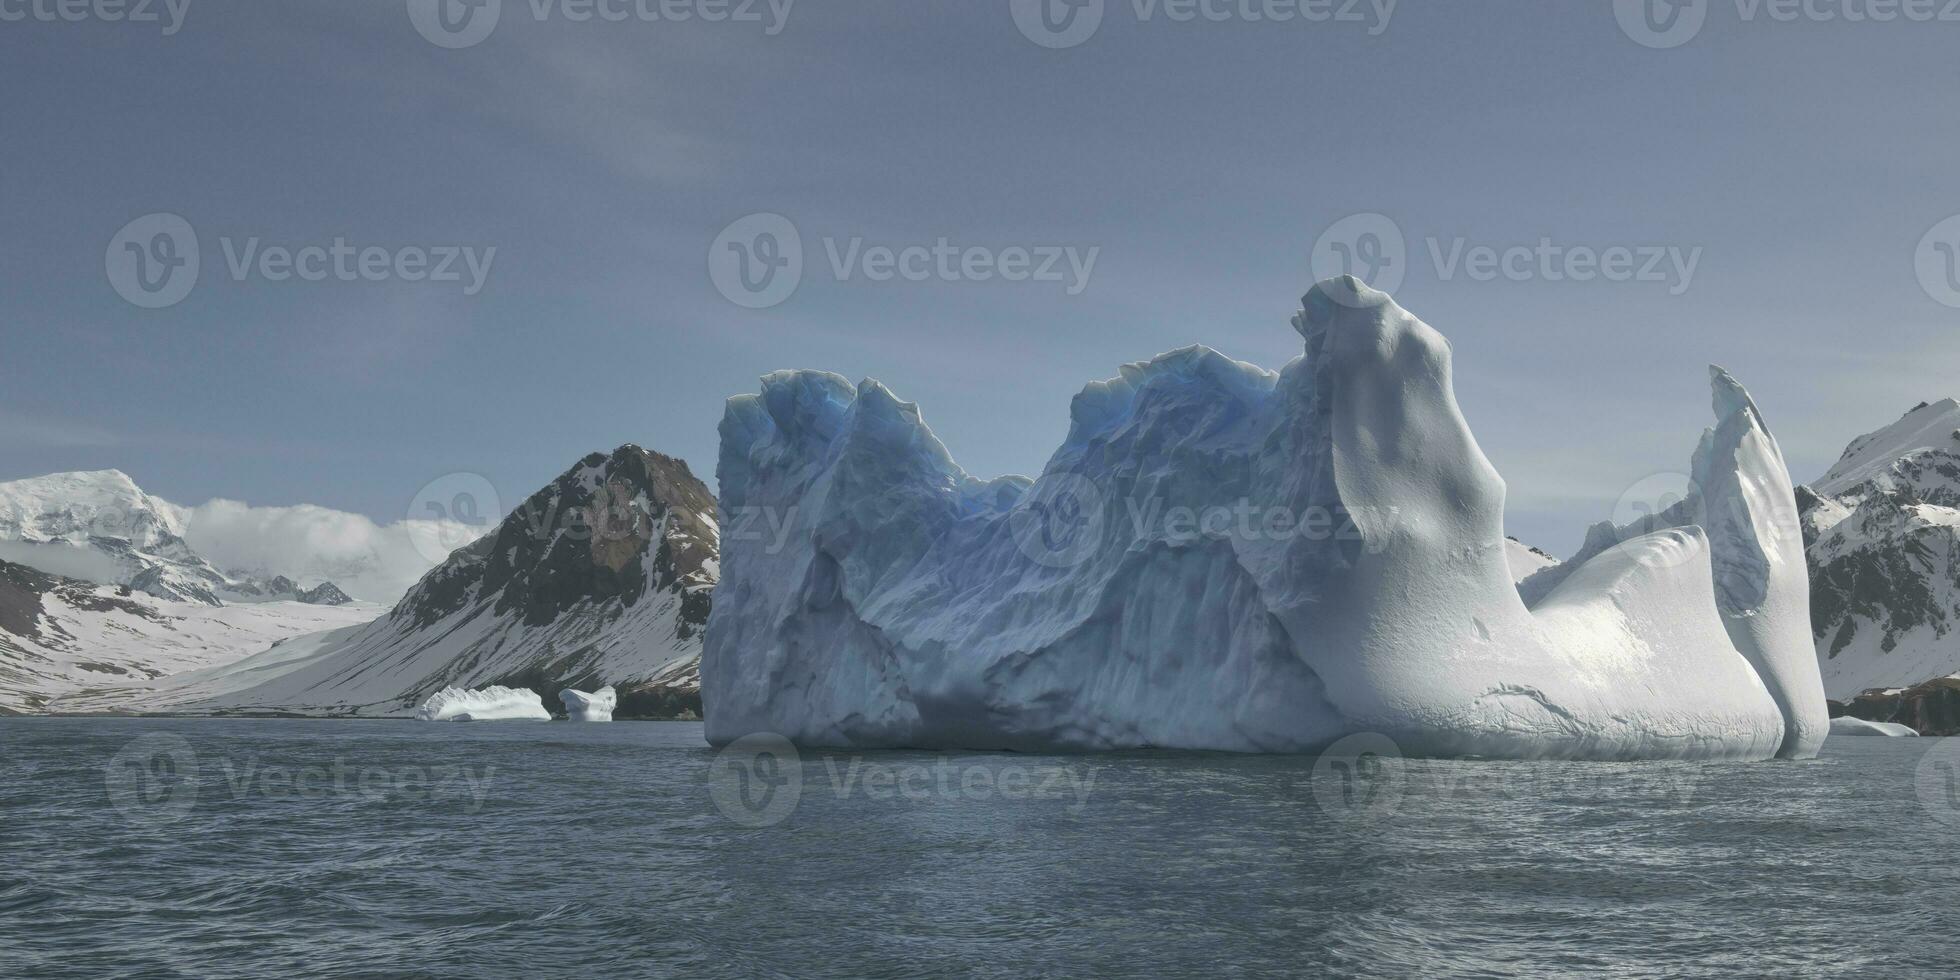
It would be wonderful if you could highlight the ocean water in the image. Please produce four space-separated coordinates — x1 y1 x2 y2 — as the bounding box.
2 719 1958 979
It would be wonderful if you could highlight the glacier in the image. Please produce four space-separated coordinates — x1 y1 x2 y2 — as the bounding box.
702 278 1828 760
415 686 551 722
560 686 617 722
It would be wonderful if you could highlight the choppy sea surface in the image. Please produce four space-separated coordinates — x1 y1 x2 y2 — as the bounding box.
3 719 1959 978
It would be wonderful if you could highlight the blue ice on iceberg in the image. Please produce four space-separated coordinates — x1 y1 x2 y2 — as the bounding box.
702 279 1828 760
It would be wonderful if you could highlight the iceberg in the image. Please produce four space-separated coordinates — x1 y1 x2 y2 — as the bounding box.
560 686 617 722
414 685 551 722
702 278 1828 760
1828 715 1918 737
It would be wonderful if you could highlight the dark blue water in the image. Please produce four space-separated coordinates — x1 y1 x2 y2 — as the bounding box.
2 719 1957 978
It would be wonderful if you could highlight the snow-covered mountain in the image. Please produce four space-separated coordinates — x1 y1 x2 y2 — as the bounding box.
59 446 717 719
1802 398 1960 699
0 470 229 605
0 558 378 714
0 470 357 606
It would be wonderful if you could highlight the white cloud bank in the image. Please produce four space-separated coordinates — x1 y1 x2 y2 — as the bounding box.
177 499 488 604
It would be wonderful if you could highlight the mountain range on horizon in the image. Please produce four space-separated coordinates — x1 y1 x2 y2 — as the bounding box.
13 446 716 720
7 396 1960 727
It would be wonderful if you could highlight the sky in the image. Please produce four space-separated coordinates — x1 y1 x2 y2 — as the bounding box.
2 0 1958 555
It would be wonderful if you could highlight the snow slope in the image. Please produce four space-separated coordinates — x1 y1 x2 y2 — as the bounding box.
1814 398 1960 497
0 559 378 714
1802 399 1960 697
703 278 1826 759
59 446 715 718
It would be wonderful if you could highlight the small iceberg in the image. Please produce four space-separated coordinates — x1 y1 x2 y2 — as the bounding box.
1829 715 1919 737
415 686 552 722
560 686 617 722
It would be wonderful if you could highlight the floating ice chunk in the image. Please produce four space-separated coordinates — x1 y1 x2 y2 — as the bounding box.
414 685 551 722
560 686 617 722
1828 715 1918 737
702 278 1827 759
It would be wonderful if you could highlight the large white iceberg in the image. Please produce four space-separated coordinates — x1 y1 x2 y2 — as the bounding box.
414 685 551 722
560 686 617 722
702 278 1828 760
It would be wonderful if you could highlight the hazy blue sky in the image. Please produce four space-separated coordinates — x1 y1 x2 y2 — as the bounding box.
3 0 1958 553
